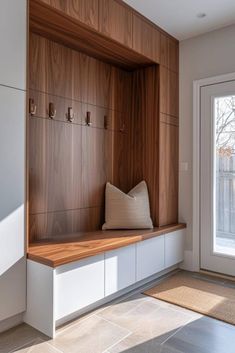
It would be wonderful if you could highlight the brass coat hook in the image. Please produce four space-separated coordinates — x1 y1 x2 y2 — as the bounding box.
29 98 37 116
119 122 125 133
66 107 74 123
49 102 56 119
104 115 108 129
86 111 92 126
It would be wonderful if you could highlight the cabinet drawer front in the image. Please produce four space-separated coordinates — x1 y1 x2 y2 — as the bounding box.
55 254 104 320
136 236 165 281
105 244 136 296
165 230 184 268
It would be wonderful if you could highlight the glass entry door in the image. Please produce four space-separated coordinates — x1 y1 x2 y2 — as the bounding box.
200 80 235 276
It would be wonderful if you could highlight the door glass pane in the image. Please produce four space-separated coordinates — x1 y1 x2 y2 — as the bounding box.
215 95 235 256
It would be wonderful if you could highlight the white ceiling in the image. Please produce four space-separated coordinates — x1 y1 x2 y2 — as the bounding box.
123 0 235 40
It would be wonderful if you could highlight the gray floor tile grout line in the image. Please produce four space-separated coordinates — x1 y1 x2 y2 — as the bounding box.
102 331 133 353
160 316 199 346
45 341 65 353
94 314 132 334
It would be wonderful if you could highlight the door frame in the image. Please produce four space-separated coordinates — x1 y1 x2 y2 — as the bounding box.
192 72 235 272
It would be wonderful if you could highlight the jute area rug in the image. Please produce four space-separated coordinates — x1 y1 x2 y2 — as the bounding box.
144 271 235 325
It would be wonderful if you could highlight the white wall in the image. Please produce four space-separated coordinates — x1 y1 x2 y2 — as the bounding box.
0 0 27 328
179 25 235 254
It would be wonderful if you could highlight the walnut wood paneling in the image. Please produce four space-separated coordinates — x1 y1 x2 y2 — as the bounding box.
119 65 159 224
29 89 85 125
132 14 160 63
72 51 110 106
40 0 98 30
28 32 133 242
29 0 154 70
160 66 179 118
99 0 132 48
160 113 179 127
169 70 179 117
67 0 98 30
29 117 83 214
29 33 47 92
169 38 179 73
160 34 179 73
29 207 103 242
159 121 179 226
110 67 132 114
134 66 159 225
46 38 73 97
28 0 180 243
82 127 114 208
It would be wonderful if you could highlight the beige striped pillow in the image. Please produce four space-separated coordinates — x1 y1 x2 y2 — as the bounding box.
102 181 153 230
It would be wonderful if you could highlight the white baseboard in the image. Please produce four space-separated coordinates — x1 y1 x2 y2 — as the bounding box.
0 313 24 333
180 250 194 271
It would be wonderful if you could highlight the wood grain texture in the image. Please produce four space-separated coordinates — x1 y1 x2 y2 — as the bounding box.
115 65 159 224
169 38 179 73
160 34 179 73
29 207 103 242
67 0 98 30
99 0 132 48
158 122 179 226
29 117 83 214
132 13 160 63
160 113 179 127
81 126 113 208
28 33 133 242
28 223 186 267
131 66 159 225
160 66 179 118
29 0 154 70
29 89 85 125
40 0 98 30
28 0 180 242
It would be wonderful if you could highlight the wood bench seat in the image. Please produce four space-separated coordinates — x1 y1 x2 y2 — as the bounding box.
27 223 186 267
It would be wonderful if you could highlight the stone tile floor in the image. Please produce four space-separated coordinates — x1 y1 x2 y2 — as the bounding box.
1 271 235 353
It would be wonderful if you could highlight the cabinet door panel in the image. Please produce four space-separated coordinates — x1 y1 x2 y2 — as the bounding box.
0 0 27 89
165 230 184 268
41 0 98 30
160 34 179 73
136 236 165 281
133 15 160 62
159 122 178 226
160 67 179 118
67 0 99 30
99 0 132 48
105 245 136 296
55 254 105 319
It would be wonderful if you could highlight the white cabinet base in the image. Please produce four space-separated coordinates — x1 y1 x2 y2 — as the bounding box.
137 236 165 281
24 229 185 338
105 245 136 296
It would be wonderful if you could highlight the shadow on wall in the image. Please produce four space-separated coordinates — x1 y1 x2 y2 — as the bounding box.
0 204 25 276
0 257 25 321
